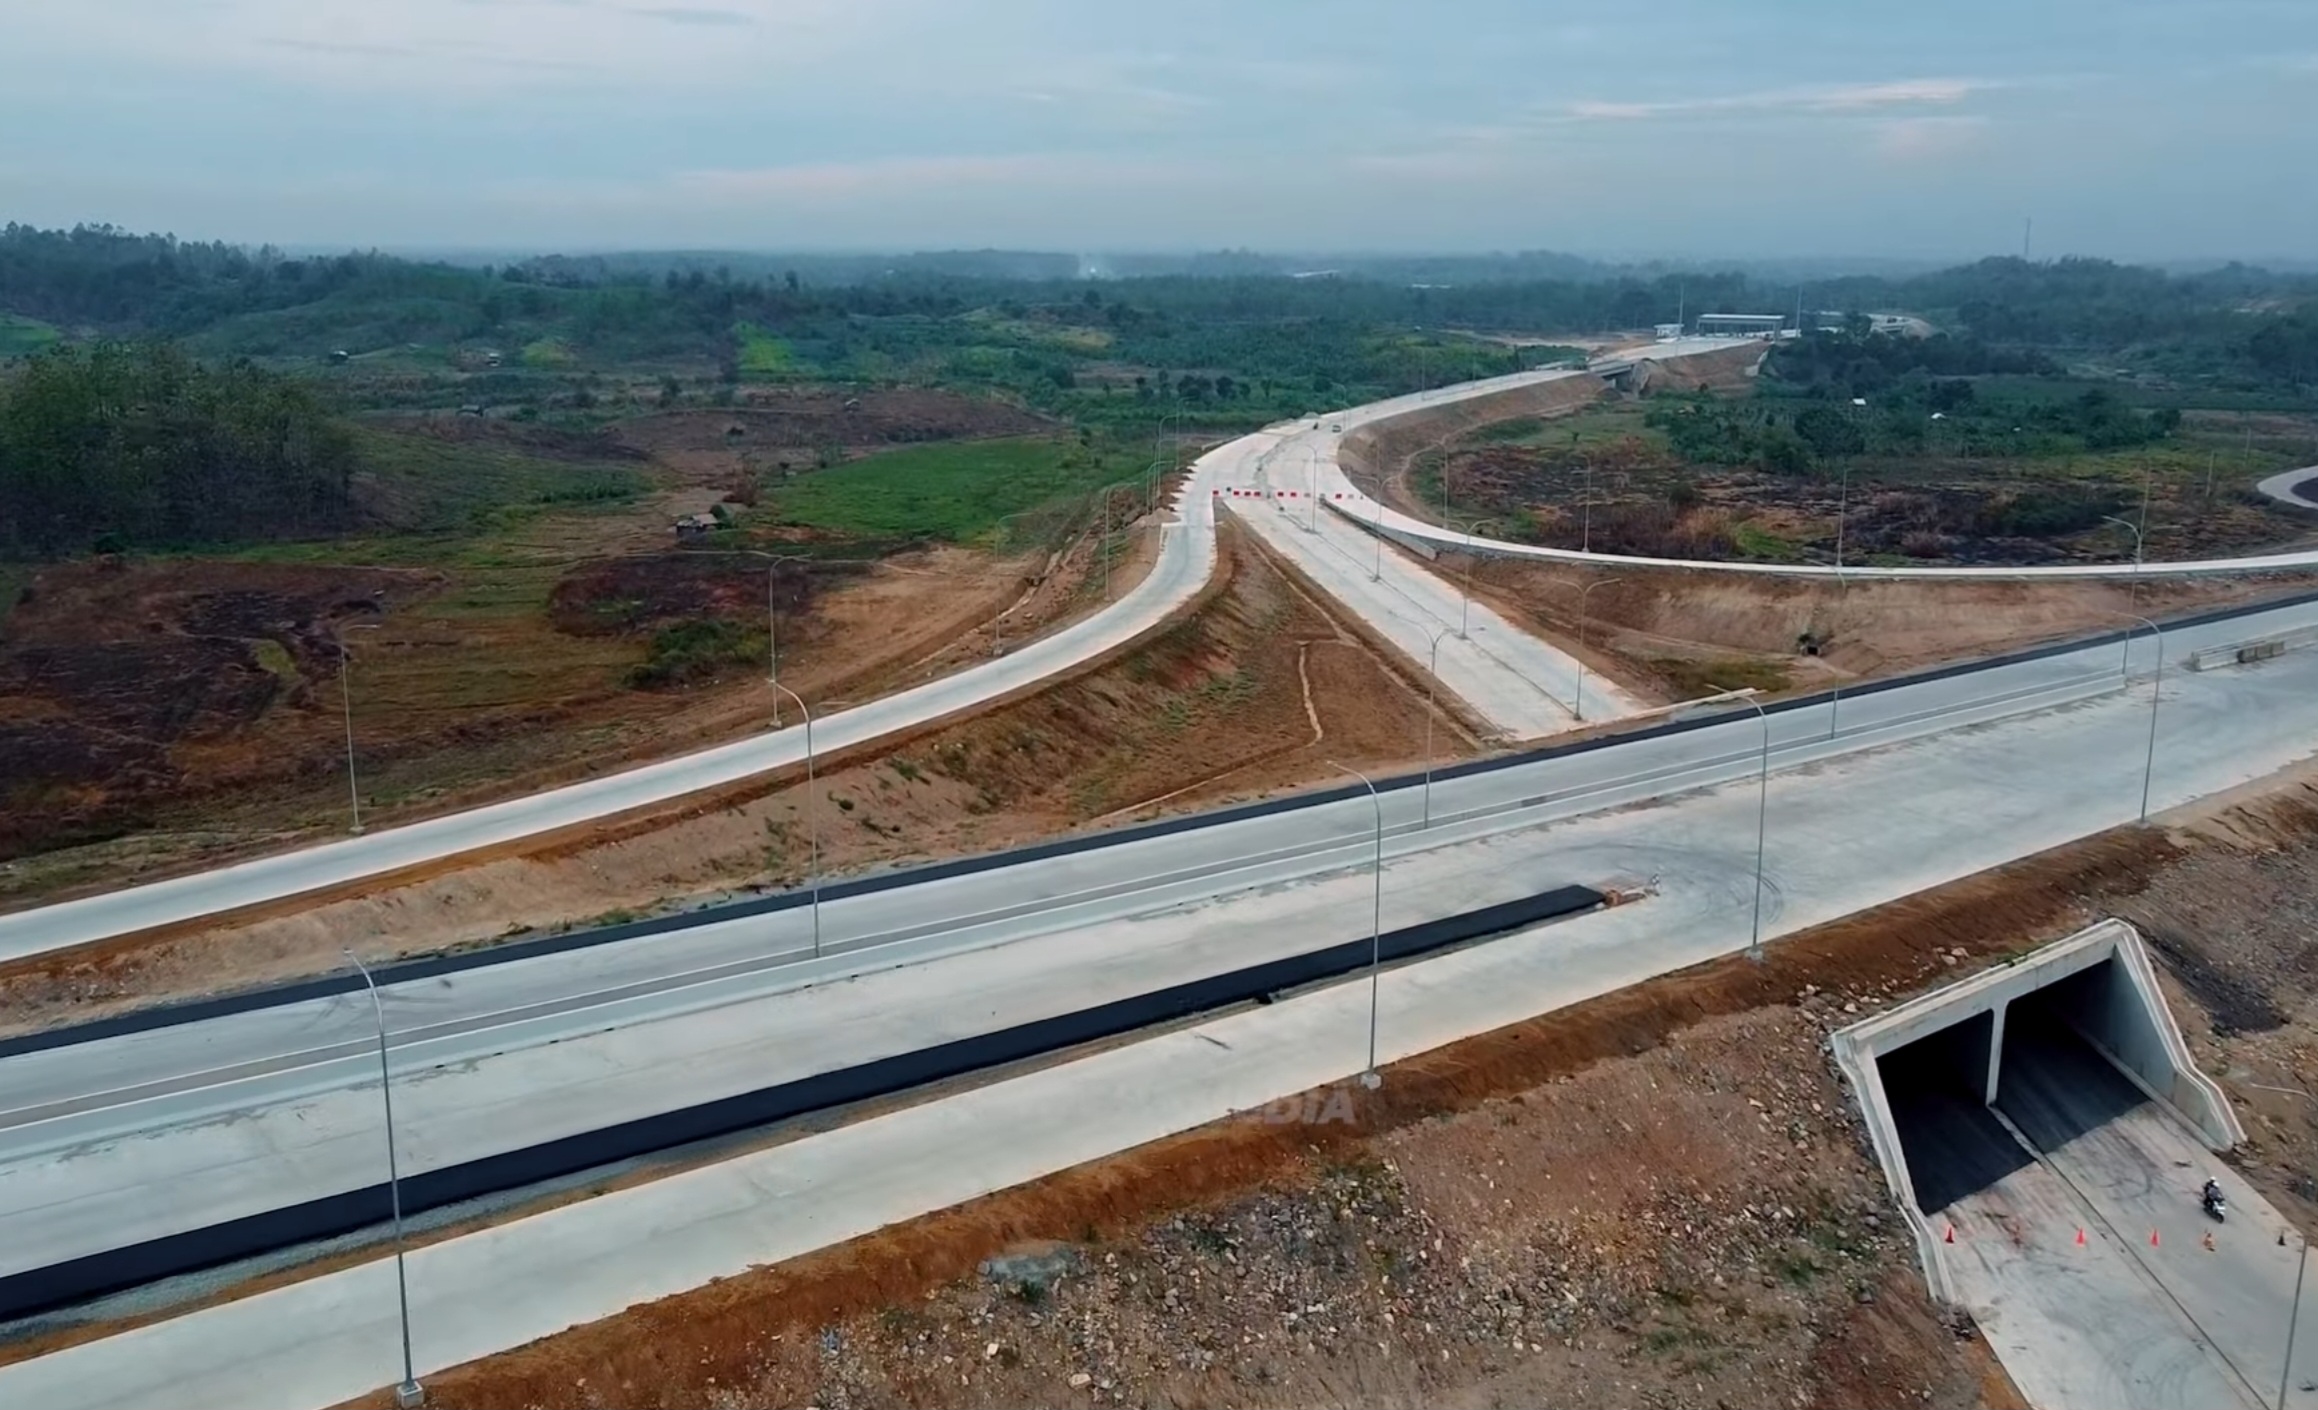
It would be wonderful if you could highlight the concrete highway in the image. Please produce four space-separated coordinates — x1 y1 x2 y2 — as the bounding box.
2257 463 2318 509
1308 355 2318 581
11 337 2280 961
1933 1022 2318 1410
7 591 2279 1284
12 556 2318 1409
0 353 1702 964
1224 398 1644 736
1 600 2314 1290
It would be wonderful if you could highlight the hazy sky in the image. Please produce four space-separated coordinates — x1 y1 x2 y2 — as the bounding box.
5 0 2315 261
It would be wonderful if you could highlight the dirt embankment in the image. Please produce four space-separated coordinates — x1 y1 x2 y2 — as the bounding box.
1449 557 2318 698
0 560 442 859
347 759 2318 1410
0 537 1046 900
0 521 1474 1037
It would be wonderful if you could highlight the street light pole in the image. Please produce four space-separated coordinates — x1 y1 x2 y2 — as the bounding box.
2283 1234 2309 1410
1581 462 1594 555
343 948 424 1409
2100 514 2146 577
337 630 364 837
1422 626 1456 828
1709 689 1773 960
1370 492 1387 582
1838 396 1866 574
1454 517 1493 639
1572 576 1625 722
1328 760 1385 1089
770 682 821 957
2102 612 2164 823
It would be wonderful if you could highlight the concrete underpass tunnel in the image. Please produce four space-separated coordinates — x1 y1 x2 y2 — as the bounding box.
1858 925 2239 1222
1879 1008 2033 1213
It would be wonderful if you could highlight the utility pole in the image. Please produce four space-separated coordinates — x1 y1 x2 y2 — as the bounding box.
770 683 821 957
1328 761 1386 1090
344 949 425 1409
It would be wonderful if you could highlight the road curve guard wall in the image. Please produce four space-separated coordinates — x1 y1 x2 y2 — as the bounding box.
0 883 1601 1321
1829 919 2241 1303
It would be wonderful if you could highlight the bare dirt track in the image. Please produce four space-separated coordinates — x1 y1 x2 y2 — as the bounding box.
0 521 1472 1038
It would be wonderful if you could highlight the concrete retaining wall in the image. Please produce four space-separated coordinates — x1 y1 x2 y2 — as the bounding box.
2186 622 2318 672
1829 919 2241 1303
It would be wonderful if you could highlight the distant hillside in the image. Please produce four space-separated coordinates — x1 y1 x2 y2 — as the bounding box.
3 225 2313 401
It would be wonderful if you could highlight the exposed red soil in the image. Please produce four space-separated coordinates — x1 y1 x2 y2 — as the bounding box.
1449 555 2318 699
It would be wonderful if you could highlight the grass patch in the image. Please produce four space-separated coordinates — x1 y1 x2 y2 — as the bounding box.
1461 415 1550 445
249 638 302 683
521 337 578 369
628 619 762 689
1650 656 1794 698
1730 519 1804 562
768 435 1151 543
734 322 794 374
350 427 647 535
0 314 60 358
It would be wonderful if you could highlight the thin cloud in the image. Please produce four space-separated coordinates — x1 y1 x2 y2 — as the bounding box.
674 153 1129 201
626 5 755 25
1568 77 1994 122
1876 114 1991 160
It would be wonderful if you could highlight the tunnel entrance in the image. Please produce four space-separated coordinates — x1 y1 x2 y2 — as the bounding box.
1997 971 2154 1156
1851 930 2238 1226
1876 1009 2031 1212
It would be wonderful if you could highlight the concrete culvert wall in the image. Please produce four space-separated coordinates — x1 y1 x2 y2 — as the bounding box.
1875 1010 2031 1215
1830 919 2244 1302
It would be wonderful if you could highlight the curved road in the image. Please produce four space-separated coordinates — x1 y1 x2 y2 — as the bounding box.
2256 464 2318 509
0 358 1659 960
5 341 2306 958
1315 367 2318 580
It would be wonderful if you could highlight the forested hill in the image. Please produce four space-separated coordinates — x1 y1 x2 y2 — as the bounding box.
0 340 356 554
3 223 2312 391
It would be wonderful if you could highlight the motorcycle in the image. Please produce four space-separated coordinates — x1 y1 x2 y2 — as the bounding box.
2202 1182 2228 1223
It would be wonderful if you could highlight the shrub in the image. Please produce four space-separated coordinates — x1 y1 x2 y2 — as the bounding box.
626 619 758 688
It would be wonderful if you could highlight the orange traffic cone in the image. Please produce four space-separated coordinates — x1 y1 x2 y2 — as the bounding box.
1944 1224 1956 1244
2151 1230 2162 1247
2075 1228 2087 1246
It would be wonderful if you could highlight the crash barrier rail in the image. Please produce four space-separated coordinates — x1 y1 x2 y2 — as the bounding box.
0 884 1601 1320
12 582 2307 1068
2184 622 2318 672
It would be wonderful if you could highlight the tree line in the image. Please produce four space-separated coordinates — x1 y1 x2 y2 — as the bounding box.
0 340 357 555
7 225 2315 409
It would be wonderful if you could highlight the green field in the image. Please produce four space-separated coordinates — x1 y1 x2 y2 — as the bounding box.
0 315 58 358
734 322 794 374
349 427 649 537
521 337 579 369
767 436 1157 543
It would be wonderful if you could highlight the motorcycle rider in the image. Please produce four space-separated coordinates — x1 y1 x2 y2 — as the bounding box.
2203 1177 2224 1211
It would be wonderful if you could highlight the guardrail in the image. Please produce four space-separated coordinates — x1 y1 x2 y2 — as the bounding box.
2184 623 2318 672
0 885 1603 1321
